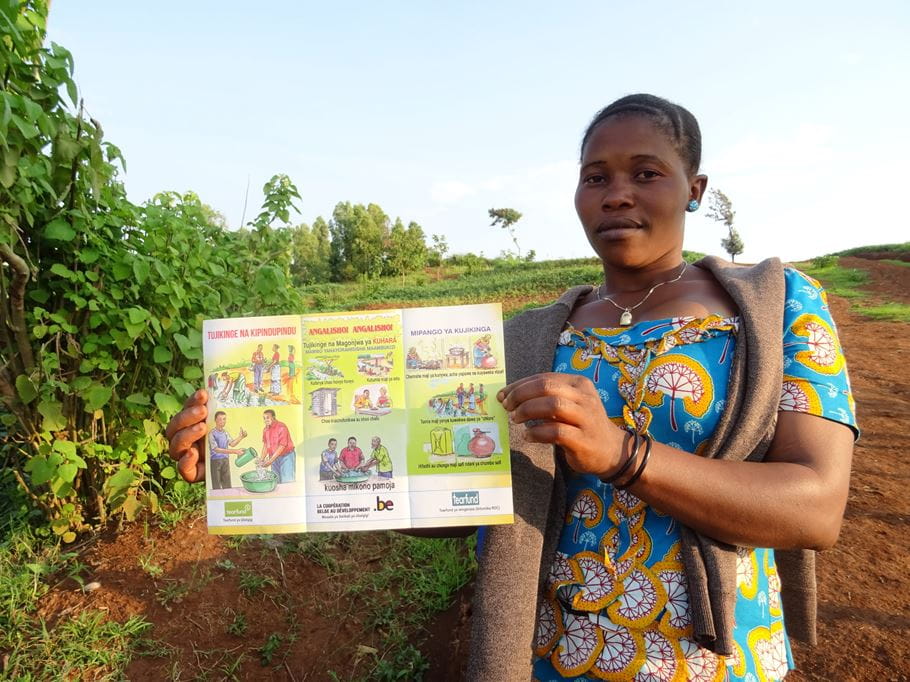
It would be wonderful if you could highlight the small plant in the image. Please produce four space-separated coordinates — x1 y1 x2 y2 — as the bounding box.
215 558 236 571
218 651 246 679
258 633 283 666
238 571 277 597
155 579 189 609
138 550 163 578
295 535 339 572
226 610 248 637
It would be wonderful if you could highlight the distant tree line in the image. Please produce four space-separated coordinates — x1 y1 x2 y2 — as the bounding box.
231 193 440 286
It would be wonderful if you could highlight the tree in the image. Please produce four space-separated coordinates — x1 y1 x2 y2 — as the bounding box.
488 208 524 258
721 229 745 263
706 189 744 262
430 233 449 279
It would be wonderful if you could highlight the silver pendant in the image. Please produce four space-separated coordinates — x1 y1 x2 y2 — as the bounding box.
619 309 633 326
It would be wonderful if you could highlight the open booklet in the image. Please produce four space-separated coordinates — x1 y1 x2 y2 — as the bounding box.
202 303 513 534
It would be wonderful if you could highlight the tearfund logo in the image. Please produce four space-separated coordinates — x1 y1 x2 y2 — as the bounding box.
452 491 480 506
224 501 253 517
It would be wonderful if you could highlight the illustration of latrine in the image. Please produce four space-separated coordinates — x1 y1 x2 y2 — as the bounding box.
310 388 340 417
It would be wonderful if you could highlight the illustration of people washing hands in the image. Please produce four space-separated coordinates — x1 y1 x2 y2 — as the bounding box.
319 437 342 480
208 411 247 489
364 436 393 478
339 436 364 472
259 409 295 483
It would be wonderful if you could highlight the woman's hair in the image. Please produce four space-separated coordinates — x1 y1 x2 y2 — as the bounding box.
580 94 702 175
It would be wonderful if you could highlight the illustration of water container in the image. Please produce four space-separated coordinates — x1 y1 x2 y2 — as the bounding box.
430 427 454 455
236 447 258 467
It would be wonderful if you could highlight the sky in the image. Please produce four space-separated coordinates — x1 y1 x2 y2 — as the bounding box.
46 1 910 264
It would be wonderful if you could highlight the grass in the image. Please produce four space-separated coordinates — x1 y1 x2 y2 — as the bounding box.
336 533 476 681
798 256 910 322
832 242 910 257
860 302 910 322
238 571 278 597
138 547 164 578
0 524 151 679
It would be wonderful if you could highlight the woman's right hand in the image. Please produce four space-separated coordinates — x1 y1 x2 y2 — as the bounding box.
164 389 209 483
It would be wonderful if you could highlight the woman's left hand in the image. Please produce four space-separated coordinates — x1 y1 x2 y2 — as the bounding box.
498 372 627 478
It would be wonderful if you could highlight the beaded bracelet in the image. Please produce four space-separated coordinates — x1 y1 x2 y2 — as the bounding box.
615 433 653 490
599 429 641 484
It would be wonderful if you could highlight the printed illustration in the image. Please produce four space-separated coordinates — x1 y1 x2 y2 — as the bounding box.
422 422 502 462
307 356 344 381
357 352 394 377
208 411 248 489
261 409 296 483
310 387 340 416
353 385 392 416
204 304 512 534
454 423 501 458
427 382 489 417
406 333 500 374
207 343 301 408
319 434 396 482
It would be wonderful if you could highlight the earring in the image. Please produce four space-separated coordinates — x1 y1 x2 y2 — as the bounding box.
686 199 699 212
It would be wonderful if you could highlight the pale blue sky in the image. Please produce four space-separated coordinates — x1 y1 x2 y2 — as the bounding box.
47 2 909 262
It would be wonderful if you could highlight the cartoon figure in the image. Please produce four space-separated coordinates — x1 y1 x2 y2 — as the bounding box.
269 344 282 396
319 438 341 481
406 347 420 370
456 383 466 410
468 383 476 411
476 383 488 415
285 345 297 400
473 334 496 368
215 371 233 402
354 389 373 410
231 371 251 405
260 409 295 483
339 436 364 471
251 344 265 392
377 386 392 409
208 411 247 489
365 436 393 478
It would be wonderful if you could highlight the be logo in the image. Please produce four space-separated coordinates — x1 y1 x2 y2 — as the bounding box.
375 496 395 511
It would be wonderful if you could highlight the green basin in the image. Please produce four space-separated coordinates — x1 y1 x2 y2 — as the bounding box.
335 472 370 484
240 470 278 493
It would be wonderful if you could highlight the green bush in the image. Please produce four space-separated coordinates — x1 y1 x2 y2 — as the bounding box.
0 2 302 540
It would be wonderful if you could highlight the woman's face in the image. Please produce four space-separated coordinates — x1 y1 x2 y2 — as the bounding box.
575 115 705 271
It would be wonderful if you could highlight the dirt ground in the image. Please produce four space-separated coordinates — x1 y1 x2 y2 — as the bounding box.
38 257 910 681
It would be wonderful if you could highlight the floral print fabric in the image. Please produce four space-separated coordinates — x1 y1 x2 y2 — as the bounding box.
532 268 856 681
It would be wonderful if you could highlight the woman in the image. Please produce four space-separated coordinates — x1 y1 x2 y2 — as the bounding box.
471 94 856 681
166 94 855 681
268 344 281 396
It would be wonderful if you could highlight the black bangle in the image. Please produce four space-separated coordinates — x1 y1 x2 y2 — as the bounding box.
600 429 640 484
616 434 652 489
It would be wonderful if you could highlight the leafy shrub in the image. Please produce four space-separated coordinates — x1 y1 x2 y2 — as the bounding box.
0 2 301 539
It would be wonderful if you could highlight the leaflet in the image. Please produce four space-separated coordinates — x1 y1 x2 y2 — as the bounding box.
202 304 513 533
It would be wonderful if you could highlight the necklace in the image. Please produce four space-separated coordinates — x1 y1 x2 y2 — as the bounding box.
597 262 688 327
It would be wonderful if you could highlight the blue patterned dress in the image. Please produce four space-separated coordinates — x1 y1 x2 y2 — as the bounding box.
532 268 857 681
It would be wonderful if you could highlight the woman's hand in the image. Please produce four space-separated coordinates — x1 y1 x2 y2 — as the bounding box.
164 389 208 483
498 372 627 478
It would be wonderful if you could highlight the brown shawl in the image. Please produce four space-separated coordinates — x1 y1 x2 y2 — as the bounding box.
467 256 816 680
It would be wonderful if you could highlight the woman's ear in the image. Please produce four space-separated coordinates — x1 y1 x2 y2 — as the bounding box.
691 174 708 203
